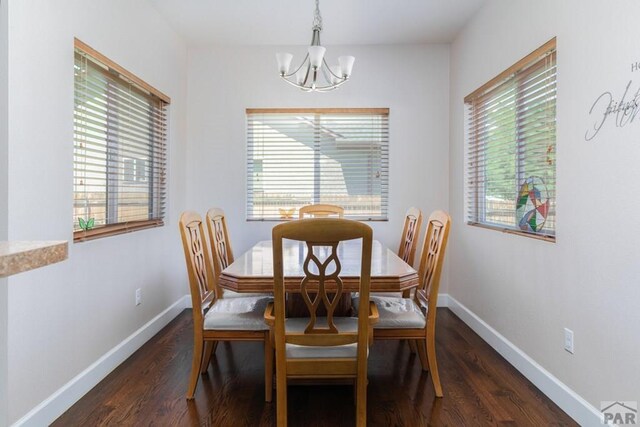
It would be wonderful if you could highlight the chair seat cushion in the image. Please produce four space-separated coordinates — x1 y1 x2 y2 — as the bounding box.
284 317 361 359
353 296 426 329
204 296 272 331
222 289 271 299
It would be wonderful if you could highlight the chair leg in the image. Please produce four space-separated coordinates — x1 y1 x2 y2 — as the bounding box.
355 374 367 427
187 336 204 399
200 341 214 374
265 335 273 402
205 341 219 371
276 377 287 427
426 328 443 397
416 339 429 371
276 360 287 427
408 339 417 353
207 341 219 368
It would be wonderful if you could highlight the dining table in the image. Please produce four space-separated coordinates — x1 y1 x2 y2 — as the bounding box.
218 239 419 296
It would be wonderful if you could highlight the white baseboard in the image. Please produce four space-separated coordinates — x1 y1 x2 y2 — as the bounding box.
436 293 449 307
12 295 190 427
445 294 602 427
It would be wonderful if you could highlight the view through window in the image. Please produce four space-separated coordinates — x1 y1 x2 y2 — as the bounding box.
246 108 389 220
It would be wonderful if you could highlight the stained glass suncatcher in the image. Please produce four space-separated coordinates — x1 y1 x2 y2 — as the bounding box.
516 177 550 232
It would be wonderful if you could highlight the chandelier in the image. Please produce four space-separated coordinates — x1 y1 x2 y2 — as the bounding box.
276 0 355 92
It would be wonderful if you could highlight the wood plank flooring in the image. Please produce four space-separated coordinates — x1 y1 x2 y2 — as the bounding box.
53 309 577 426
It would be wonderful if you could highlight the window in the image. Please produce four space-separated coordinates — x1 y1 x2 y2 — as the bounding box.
246 108 389 220
465 38 556 241
123 158 148 183
73 39 169 241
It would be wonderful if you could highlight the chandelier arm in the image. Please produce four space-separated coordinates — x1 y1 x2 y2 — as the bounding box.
315 85 339 92
280 76 314 92
312 79 349 92
283 54 310 78
311 29 321 46
302 63 311 86
322 58 343 79
280 74 346 92
320 66 333 85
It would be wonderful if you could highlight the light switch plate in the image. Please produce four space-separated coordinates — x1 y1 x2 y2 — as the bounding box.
564 328 574 354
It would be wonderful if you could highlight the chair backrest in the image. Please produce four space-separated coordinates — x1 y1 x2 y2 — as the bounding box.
398 207 423 266
179 211 217 328
205 208 234 295
298 204 345 219
272 218 372 348
415 210 451 322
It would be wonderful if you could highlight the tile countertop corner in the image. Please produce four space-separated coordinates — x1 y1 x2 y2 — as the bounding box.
0 241 68 278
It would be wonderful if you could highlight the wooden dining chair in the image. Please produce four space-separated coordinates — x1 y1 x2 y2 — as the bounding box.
353 210 450 397
179 211 273 401
398 207 423 268
298 203 344 218
264 219 379 427
372 207 423 299
206 207 269 298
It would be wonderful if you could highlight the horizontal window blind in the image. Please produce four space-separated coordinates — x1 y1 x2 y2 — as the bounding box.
465 39 556 240
73 41 168 241
246 109 389 220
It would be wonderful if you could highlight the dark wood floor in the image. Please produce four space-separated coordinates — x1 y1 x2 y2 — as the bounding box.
53 309 577 426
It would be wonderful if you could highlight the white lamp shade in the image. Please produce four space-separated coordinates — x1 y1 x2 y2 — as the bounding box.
276 52 293 74
296 67 308 85
338 56 355 77
308 46 326 69
330 65 342 84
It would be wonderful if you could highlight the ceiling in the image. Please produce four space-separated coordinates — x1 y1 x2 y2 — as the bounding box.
149 0 486 46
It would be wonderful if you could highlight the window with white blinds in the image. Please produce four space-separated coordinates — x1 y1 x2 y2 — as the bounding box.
246 108 389 221
465 38 556 241
73 39 169 242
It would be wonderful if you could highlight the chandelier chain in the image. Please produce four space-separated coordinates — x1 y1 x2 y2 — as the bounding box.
312 0 323 31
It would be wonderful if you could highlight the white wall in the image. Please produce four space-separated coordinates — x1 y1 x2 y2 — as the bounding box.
0 0 9 423
0 0 6 240
5 0 188 423
186 44 450 264
449 0 640 410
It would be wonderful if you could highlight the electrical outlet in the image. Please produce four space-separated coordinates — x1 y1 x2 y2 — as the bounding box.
135 288 142 306
564 328 574 354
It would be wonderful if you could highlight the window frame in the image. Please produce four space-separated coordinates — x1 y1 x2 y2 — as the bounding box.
464 38 557 242
73 38 170 242
245 108 390 221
